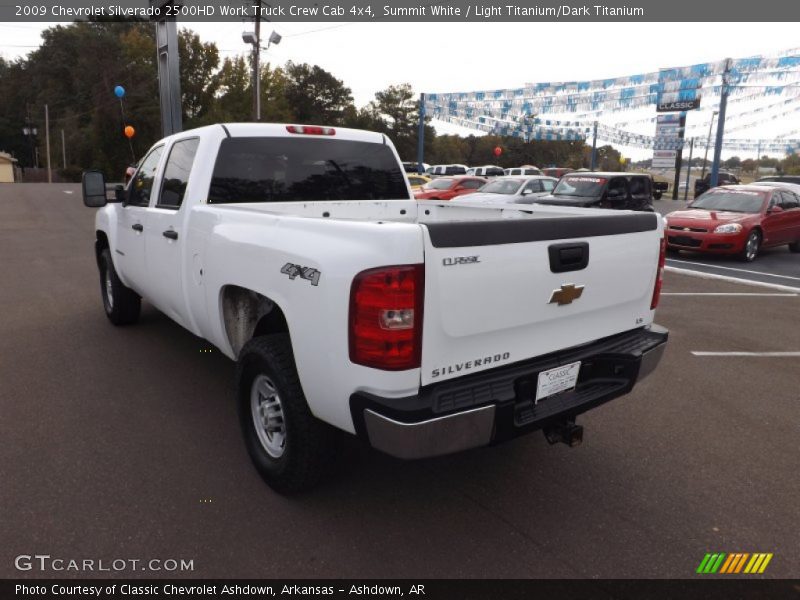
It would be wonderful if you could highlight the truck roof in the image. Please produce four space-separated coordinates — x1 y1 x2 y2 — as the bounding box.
161 122 387 145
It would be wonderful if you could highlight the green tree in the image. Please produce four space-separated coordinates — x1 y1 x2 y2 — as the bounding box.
283 62 354 125
178 29 220 126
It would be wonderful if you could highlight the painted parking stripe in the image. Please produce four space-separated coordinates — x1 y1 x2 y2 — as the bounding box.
662 292 798 297
665 266 800 293
692 352 800 357
666 258 800 282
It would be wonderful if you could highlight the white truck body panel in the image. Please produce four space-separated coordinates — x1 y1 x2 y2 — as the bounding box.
92 123 666 443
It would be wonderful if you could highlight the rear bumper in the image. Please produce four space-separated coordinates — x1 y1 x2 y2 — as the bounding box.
351 325 669 460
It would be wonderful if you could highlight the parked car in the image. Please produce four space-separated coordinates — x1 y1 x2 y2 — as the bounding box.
751 181 800 196
504 165 542 176
81 122 668 493
426 164 469 178
414 176 487 200
406 174 431 193
664 184 800 261
402 161 429 174
453 176 558 205
466 165 505 177
694 171 740 197
542 167 574 179
755 175 800 185
534 172 658 211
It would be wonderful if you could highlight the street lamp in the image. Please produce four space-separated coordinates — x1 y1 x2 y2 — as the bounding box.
700 110 719 181
243 29 281 122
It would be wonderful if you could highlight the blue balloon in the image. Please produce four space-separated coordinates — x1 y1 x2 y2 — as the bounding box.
114 85 125 98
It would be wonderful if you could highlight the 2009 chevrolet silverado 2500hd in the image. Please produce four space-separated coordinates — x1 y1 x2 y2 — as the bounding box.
82 123 668 493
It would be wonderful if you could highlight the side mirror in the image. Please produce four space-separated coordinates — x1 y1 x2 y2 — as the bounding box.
82 170 107 207
521 188 533 196
768 205 784 214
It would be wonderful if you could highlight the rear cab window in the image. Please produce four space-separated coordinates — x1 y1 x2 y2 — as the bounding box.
207 137 410 203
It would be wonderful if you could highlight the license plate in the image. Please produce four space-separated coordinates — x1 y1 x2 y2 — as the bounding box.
536 361 581 403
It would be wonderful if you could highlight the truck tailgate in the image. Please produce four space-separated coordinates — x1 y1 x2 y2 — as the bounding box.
420 212 661 386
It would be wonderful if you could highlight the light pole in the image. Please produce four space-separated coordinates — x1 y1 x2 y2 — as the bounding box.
243 28 281 122
699 110 719 182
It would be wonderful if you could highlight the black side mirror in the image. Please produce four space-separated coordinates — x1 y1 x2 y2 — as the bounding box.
82 170 107 207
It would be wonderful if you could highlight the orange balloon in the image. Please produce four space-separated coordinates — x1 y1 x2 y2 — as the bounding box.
124 125 135 139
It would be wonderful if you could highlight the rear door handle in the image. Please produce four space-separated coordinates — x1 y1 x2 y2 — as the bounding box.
162 230 178 240
131 224 143 232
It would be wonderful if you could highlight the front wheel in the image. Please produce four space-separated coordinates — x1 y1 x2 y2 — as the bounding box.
98 248 140 325
236 334 333 494
740 230 761 262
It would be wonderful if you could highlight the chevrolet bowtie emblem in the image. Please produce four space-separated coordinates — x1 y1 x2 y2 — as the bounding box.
549 284 585 306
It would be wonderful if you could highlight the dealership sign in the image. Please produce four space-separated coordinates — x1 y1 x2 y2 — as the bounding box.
657 98 701 112
652 114 686 168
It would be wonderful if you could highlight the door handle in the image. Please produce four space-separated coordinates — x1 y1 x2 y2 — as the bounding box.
131 224 143 232
162 230 178 240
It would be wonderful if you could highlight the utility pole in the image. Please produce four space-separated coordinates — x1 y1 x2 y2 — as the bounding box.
699 110 718 182
416 93 425 174
61 129 66 168
44 104 52 183
683 138 694 201
253 0 261 121
710 59 732 188
590 121 598 170
671 112 686 200
755 139 761 178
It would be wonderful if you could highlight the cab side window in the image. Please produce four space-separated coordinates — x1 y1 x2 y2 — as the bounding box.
541 179 555 192
461 179 484 190
158 138 200 210
128 146 164 207
779 191 799 210
607 178 628 199
629 177 649 199
523 180 542 193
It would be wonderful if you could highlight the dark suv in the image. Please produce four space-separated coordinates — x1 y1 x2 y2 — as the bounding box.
533 172 662 211
694 171 740 197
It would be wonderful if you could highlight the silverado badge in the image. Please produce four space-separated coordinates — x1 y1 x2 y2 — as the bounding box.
549 284 584 306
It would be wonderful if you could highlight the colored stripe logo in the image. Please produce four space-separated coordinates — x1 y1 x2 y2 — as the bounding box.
697 553 773 574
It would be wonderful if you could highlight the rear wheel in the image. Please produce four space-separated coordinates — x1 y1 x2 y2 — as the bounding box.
236 334 333 494
740 230 761 262
98 248 140 325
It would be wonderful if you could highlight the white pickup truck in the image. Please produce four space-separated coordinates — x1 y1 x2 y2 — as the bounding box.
82 123 668 493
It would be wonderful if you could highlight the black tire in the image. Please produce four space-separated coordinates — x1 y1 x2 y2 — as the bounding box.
98 248 141 325
236 334 332 494
740 230 761 262
789 241 800 253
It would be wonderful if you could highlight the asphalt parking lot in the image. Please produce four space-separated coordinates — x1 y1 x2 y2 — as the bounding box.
1 184 798 579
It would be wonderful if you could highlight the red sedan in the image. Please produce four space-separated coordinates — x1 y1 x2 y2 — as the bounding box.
414 176 487 201
665 185 800 261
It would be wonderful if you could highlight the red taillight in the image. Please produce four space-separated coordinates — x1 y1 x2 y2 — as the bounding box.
286 125 336 136
349 265 424 370
651 236 666 309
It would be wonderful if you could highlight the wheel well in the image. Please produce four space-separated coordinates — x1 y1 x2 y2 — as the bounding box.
95 231 109 266
221 285 288 358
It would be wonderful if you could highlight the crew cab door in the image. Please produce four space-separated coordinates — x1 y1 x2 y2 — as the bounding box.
116 145 164 293
141 137 200 327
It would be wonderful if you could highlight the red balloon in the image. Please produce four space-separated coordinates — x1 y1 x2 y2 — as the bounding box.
493 146 502 157
124 125 135 139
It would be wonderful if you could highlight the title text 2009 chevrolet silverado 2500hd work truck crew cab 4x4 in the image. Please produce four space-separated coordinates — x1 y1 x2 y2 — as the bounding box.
82 123 668 493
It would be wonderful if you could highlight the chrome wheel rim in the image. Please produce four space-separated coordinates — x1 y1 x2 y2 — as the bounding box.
250 374 286 458
104 268 114 309
746 234 759 261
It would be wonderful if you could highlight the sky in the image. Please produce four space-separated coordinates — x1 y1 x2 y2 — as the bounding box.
1 21 799 160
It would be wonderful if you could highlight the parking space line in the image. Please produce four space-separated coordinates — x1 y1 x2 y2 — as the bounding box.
691 351 800 357
666 258 800 282
662 292 798 297
665 266 800 293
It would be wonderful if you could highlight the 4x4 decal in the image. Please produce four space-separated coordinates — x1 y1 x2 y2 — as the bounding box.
281 263 321 286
